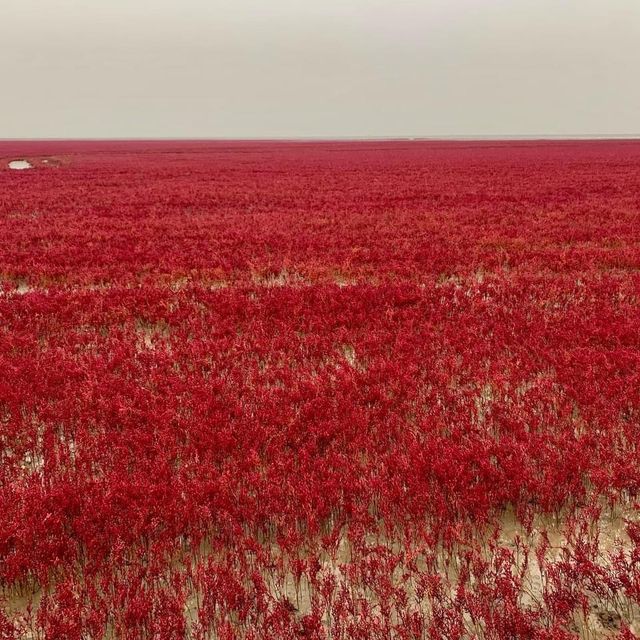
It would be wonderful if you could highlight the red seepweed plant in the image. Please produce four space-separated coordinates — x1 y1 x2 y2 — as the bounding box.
1 140 640 638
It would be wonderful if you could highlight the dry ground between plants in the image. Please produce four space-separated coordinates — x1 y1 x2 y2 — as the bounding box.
2 506 640 639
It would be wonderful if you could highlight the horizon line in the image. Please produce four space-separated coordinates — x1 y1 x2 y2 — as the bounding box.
2 134 640 143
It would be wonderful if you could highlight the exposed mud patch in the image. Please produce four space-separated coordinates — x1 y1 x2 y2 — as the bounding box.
3 505 639 638
135 318 171 351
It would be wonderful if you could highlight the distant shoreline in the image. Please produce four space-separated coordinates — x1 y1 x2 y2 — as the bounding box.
1 134 640 143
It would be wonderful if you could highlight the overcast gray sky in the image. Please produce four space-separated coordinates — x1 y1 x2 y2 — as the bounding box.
1 0 639 138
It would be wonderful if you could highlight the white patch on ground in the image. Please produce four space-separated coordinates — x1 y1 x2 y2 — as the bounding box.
8 160 33 170
16 280 31 294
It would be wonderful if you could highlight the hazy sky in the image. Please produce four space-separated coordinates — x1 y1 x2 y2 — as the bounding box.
1 0 639 138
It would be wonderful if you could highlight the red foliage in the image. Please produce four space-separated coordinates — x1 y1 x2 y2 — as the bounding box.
1 140 640 638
